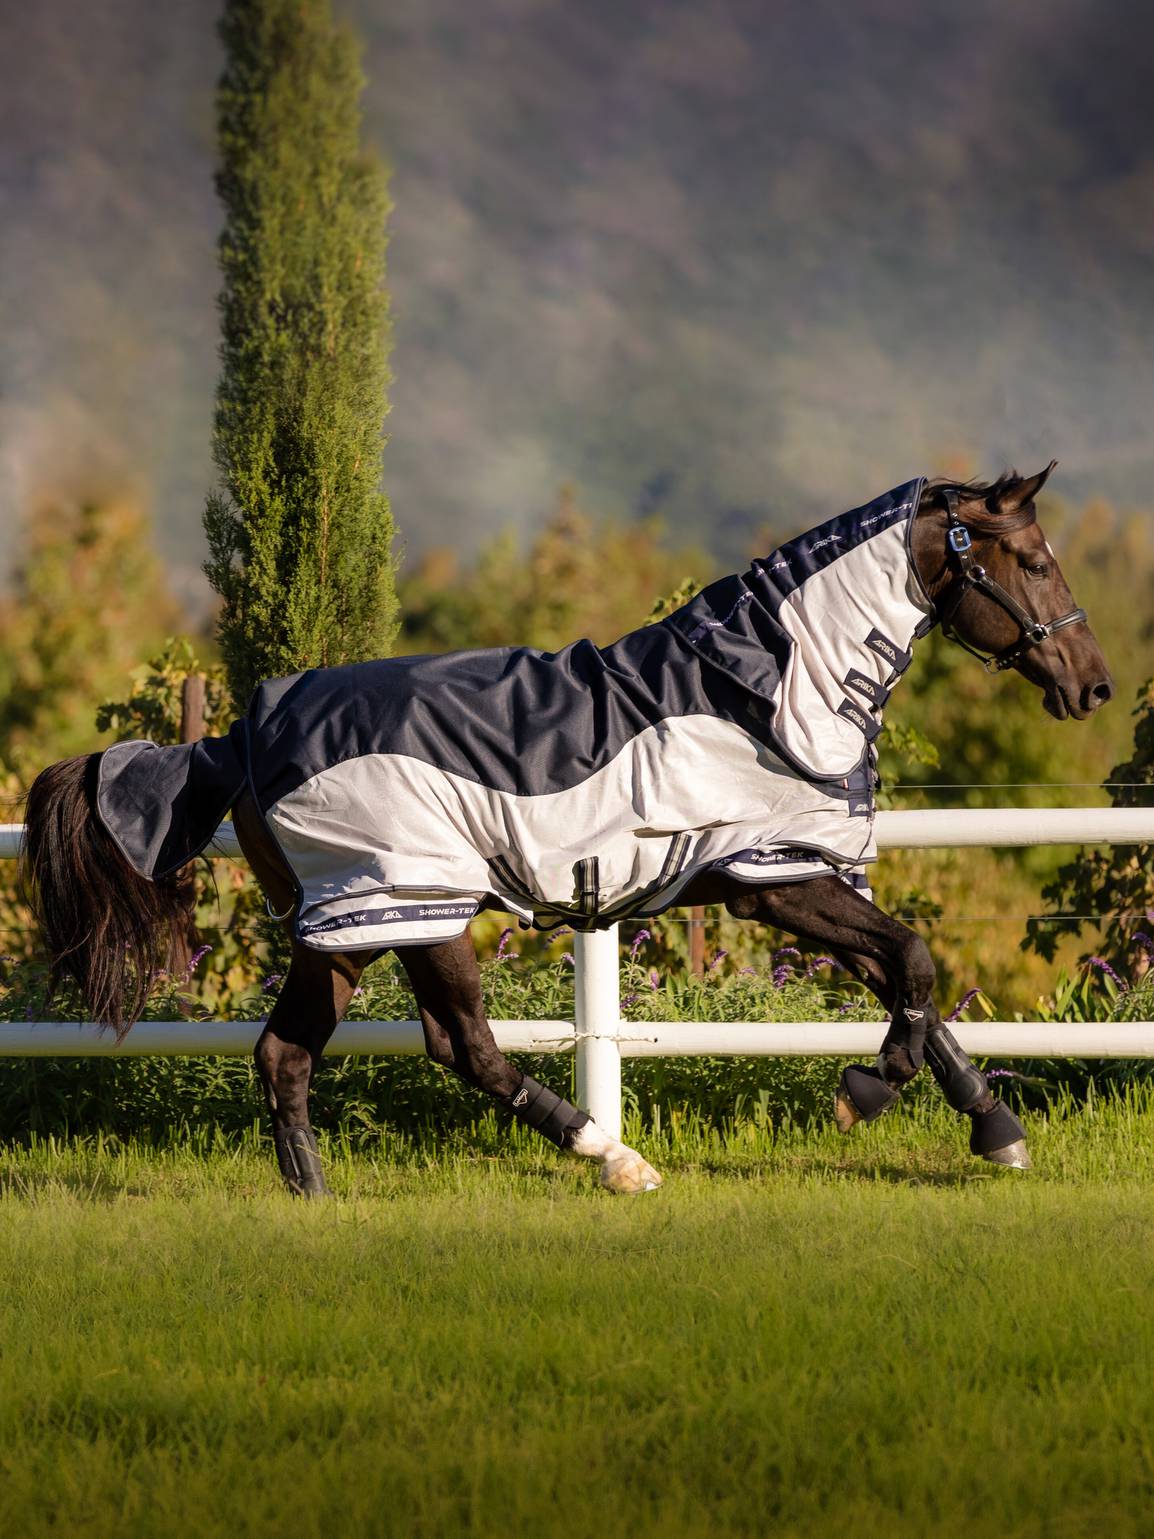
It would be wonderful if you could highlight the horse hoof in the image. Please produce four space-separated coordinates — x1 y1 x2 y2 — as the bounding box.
969 1099 1029 1168
600 1151 663 1194
834 1065 901 1133
834 1089 861 1133
983 1139 1032 1171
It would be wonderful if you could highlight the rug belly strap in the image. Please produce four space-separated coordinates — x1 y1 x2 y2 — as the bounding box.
509 1074 590 1147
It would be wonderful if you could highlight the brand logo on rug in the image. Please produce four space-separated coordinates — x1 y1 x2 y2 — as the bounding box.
903 1008 925 1022
865 628 912 671
512 1088 529 1108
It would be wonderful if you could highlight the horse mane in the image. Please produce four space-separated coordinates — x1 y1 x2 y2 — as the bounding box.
922 470 1038 534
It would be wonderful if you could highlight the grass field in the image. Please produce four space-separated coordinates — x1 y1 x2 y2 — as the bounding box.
2 1097 1154 1538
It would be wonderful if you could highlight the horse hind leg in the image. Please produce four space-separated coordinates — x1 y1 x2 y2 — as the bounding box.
397 936 662 1194
253 944 366 1197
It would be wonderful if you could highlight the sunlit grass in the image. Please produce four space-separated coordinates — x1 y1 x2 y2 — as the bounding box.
1 1095 1154 1537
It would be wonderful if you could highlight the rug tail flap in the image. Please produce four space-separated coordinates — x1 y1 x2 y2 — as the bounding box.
95 722 248 879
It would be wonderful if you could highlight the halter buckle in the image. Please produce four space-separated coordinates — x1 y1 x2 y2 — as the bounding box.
947 525 972 554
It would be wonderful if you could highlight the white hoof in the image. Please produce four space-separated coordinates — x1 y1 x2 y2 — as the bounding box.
599 1148 663 1195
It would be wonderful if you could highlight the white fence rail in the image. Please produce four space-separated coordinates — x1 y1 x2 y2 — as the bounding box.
2 809 1153 1141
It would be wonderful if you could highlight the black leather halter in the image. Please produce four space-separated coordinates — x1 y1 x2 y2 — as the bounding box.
935 488 1088 672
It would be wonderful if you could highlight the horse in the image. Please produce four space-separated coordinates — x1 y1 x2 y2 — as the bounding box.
22 464 1112 1196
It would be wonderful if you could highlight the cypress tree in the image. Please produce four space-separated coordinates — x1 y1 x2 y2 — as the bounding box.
204 0 397 711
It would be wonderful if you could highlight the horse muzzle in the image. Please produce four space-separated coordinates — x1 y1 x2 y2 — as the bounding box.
1043 674 1114 721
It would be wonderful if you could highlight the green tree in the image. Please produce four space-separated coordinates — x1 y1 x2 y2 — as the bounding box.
204 0 397 711
0 497 181 774
1023 678 1154 972
399 487 713 655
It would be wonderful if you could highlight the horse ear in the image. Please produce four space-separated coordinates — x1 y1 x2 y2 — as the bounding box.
991 460 1057 516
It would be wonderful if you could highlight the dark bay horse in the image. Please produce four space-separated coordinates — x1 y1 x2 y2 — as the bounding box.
23 466 1112 1194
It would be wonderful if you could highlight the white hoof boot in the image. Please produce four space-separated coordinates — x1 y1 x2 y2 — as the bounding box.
599 1147 663 1195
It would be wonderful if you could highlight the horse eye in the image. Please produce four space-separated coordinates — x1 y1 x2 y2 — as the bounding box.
1026 562 1049 578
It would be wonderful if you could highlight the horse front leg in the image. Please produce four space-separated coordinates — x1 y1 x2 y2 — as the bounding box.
396 933 662 1194
254 945 367 1197
724 875 1029 1169
830 940 1030 1167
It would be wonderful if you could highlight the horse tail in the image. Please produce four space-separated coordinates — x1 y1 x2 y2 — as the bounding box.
21 754 196 1039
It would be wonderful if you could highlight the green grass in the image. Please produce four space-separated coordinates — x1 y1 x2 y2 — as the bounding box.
2 1098 1154 1538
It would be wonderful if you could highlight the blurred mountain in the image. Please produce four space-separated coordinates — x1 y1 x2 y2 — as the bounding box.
2 0 1153 612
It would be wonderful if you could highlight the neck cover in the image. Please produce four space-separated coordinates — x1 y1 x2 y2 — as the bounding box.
666 477 929 778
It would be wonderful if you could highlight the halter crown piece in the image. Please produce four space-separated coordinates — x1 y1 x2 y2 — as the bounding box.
934 488 1087 671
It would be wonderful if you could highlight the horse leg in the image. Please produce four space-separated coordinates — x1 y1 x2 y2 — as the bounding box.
254 945 367 1196
724 875 1029 1168
232 789 369 1196
829 940 1029 1167
396 933 662 1194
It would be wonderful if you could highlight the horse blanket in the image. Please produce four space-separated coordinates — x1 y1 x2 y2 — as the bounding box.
96 477 932 951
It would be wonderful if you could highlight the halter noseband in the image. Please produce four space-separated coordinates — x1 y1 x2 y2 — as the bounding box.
934 489 1088 672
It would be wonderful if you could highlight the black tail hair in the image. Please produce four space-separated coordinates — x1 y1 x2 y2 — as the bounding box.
21 754 196 1039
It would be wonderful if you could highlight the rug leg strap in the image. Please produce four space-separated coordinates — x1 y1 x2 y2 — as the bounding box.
274 1126 330 1198
509 1074 591 1148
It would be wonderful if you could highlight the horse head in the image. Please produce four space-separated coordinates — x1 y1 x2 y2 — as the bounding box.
912 463 1113 720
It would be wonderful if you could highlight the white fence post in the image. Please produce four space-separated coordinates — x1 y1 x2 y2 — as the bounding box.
574 926 623 1139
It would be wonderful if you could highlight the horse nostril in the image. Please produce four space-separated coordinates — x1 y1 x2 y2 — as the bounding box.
1090 679 1114 706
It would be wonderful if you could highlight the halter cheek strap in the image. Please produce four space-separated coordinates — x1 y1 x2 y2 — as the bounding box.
935 489 1088 672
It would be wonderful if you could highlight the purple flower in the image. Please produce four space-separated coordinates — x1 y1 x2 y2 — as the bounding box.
621 992 639 1008
772 964 793 988
183 943 212 979
739 966 757 976
803 955 838 980
773 946 803 963
706 949 728 973
946 987 982 1023
495 927 518 961
648 968 661 991
550 928 573 944
1087 956 1128 991
629 929 652 961
985 1067 1016 1080
561 952 575 967
261 973 283 992
1131 932 1154 959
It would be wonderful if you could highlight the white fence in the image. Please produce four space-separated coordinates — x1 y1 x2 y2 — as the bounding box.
2 807 1153 1140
